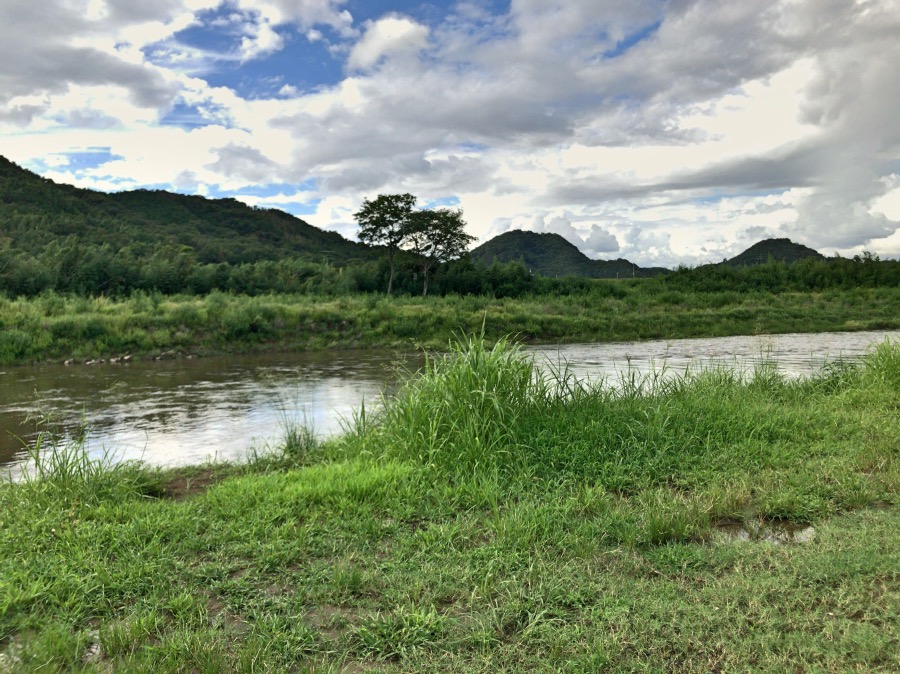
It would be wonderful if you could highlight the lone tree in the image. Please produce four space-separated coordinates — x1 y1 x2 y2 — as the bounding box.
354 193 416 295
406 207 475 296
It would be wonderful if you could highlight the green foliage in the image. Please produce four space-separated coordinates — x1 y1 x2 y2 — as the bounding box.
353 606 446 660
355 193 417 295
406 207 476 296
15 427 161 503
724 237 824 266
0 156 374 298
2 285 899 365
351 334 537 476
1 339 898 672
348 335 900 502
661 252 900 293
2 157 898 299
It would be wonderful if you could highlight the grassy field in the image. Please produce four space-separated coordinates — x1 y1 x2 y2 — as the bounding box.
2 284 900 365
1 336 898 672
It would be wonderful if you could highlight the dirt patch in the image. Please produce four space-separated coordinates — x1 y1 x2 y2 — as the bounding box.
713 519 815 545
0 637 23 673
198 587 250 634
339 661 380 673
81 630 104 667
160 468 223 500
265 582 296 597
229 566 250 580
306 604 375 641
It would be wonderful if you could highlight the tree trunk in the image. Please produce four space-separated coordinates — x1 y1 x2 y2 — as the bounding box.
386 250 396 295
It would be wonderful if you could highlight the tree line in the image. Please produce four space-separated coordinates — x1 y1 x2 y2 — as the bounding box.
1 186 898 299
662 252 900 293
0 235 548 299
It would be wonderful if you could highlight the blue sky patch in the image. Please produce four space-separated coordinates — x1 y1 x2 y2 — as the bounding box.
212 34 345 97
160 102 221 129
422 195 461 208
62 149 123 172
603 20 662 59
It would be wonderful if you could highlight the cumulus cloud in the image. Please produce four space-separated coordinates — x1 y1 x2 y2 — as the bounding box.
583 225 621 257
0 6 179 111
206 143 283 183
347 16 429 71
236 0 354 37
870 175 900 222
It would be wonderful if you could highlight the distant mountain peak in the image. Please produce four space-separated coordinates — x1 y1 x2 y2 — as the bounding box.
470 229 669 278
724 238 824 267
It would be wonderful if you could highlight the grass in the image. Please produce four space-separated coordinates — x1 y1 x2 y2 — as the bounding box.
1 284 899 364
1 336 898 672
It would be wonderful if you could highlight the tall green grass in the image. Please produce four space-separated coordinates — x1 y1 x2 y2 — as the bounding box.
2 286 899 364
350 335 537 477
10 424 162 503
343 335 898 520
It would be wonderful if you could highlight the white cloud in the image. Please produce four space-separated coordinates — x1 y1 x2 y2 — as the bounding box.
232 189 318 210
236 0 354 37
238 17 285 61
870 176 900 222
347 16 429 71
3 0 900 267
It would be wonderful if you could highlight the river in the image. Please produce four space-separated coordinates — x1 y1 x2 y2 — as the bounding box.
2 330 897 473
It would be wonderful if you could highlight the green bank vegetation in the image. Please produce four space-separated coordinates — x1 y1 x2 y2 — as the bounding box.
2 281 899 366
2 336 898 672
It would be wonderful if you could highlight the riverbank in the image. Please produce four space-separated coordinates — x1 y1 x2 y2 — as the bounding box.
2 337 897 672
2 284 900 365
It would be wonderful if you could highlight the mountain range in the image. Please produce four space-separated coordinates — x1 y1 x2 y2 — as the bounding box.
0 155 831 276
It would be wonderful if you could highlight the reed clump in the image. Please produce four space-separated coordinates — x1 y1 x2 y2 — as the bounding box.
349 336 898 507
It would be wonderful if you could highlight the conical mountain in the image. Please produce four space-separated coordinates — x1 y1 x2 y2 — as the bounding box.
470 230 669 278
723 238 824 266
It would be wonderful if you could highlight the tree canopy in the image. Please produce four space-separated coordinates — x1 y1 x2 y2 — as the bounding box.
354 194 477 296
406 208 475 296
354 193 417 295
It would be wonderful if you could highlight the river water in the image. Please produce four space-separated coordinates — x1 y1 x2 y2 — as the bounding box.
2 330 897 472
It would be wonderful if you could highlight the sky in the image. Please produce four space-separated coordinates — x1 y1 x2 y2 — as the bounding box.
2 0 900 267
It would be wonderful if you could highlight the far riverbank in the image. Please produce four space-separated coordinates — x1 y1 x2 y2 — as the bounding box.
2 284 899 366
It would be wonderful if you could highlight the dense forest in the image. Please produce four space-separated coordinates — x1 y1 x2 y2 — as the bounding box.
1 155 899 299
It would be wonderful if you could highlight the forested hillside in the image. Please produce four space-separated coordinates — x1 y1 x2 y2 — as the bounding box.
0 157 566 297
0 156 368 265
722 238 824 266
470 230 670 278
2 155 898 300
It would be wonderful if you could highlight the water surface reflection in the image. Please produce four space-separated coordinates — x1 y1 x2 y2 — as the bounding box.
1 350 418 470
